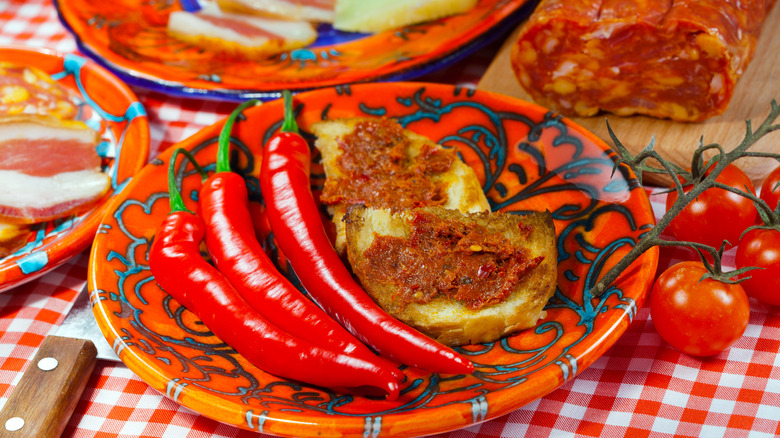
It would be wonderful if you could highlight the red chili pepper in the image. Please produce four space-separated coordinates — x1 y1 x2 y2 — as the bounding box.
198 100 403 381
260 91 475 375
150 148 400 398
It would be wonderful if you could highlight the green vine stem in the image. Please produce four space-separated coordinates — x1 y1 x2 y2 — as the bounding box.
591 100 780 297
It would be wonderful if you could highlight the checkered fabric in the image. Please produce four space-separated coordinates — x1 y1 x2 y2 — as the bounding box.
2 1 779 437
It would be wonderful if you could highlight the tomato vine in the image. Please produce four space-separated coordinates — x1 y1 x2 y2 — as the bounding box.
592 99 780 297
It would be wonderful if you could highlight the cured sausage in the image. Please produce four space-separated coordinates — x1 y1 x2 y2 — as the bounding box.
510 0 776 122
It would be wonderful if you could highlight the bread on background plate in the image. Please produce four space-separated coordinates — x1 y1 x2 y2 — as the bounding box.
333 0 478 33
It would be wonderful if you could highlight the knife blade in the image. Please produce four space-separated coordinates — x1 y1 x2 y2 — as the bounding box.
0 283 121 438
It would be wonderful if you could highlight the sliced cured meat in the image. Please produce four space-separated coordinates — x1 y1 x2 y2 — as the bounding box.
0 63 78 120
0 170 109 223
167 3 318 59
0 117 100 177
510 0 776 122
0 116 108 223
217 0 335 23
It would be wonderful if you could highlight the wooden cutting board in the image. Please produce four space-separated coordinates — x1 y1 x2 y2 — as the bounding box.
478 4 780 186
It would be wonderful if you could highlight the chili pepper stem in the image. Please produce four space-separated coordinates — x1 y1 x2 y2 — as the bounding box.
281 90 298 134
167 148 208 214
216 99 260 173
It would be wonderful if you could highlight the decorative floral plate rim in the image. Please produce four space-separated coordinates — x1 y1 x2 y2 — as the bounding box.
53 0 534 101
0 45 149 293
88 82 659 437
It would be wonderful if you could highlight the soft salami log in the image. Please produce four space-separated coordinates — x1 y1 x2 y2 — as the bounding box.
510 0 776 122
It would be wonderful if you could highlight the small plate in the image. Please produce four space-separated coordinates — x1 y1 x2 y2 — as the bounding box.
89 83 658 437
54 0 533 101
0 46 149 293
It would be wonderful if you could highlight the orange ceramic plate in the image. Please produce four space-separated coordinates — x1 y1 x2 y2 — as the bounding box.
89 83 658 437
0 46 149 293
54 0 532 101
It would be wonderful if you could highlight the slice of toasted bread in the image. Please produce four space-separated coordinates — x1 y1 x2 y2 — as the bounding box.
344 205 557 346
311 116 490 256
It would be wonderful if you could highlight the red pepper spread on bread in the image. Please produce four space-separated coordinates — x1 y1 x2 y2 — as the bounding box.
357 210 545 310
319 118 455 209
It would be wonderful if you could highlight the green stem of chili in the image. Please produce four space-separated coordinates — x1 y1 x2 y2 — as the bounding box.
216 99 260 174
280 90 298 134
168 148 208 214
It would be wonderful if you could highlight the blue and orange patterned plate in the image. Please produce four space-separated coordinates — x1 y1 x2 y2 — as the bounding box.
54 0 533 101
0 46 149 293
89 83 658 436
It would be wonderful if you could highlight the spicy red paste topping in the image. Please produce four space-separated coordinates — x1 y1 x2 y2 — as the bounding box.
357 210 544 310
319 118 455 210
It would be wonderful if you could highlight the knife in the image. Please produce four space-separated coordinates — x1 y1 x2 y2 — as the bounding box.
0 284 120 438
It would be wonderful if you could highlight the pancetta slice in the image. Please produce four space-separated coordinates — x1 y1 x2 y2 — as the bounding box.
0 116 108 224
167 3 318 59
216 0 335 23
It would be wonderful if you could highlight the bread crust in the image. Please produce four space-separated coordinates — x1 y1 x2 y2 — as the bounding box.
344 205 558 346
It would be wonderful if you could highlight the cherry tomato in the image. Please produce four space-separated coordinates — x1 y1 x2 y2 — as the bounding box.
759 165 780 213
649 261 750 357
736 228 780 306
665 164 757 249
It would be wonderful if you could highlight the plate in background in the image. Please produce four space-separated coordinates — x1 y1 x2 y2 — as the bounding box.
54 0 535 101
0 46 149 292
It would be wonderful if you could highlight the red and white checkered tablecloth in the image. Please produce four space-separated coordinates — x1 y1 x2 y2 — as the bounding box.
2 1 780 437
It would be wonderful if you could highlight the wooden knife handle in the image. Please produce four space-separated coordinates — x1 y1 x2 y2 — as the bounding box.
0 335 97 438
